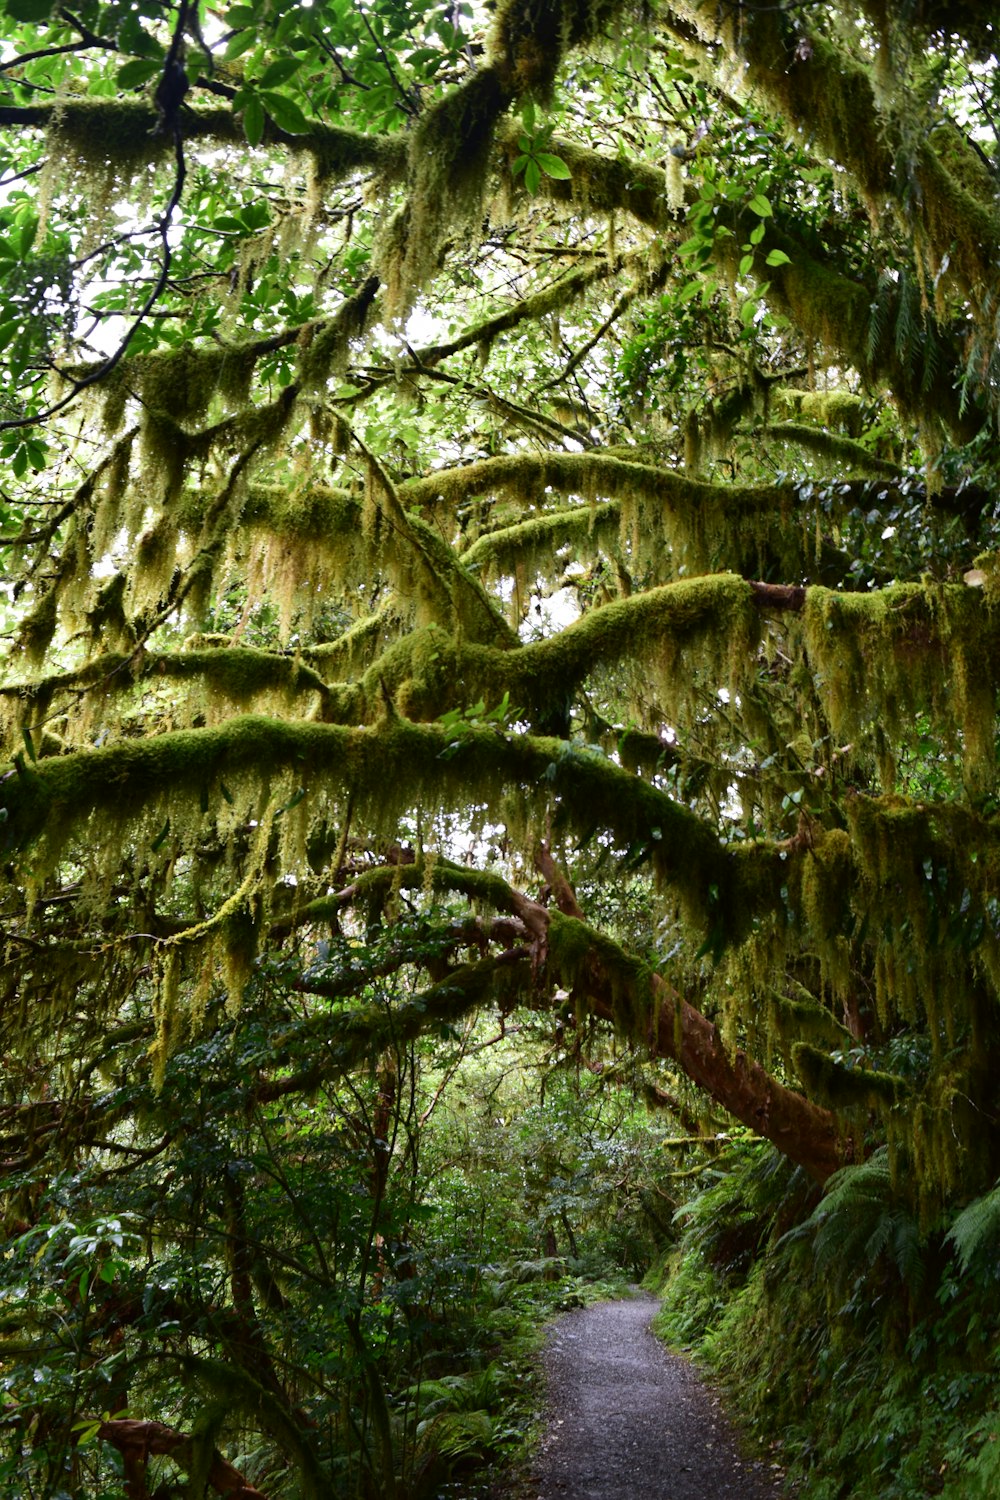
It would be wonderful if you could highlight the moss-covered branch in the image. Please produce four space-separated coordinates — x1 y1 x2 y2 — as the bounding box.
0 712 780 943
0 99 407 182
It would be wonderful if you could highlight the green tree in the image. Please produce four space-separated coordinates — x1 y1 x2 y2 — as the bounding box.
1 0 1000 1488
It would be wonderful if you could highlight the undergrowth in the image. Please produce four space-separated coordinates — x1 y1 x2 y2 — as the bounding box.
651 1139 1000 1499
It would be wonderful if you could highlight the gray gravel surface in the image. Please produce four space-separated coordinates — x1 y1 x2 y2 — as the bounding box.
528 1292 784 1500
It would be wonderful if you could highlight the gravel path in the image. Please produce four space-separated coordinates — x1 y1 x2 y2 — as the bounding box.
528 1292 784 1500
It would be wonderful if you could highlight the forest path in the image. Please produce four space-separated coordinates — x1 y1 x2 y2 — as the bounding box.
527 1291 784 1500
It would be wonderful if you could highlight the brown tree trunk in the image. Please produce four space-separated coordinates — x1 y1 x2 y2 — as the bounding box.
95 1418 268 1499
531 847 848 1182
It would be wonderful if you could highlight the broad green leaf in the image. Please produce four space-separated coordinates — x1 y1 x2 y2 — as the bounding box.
240 202 271 230
765 247 792 266
748 193 773 216
16 216 37 259
117 58 163 90
261 91 309 135
259 57 301 88
750 221 766 245
535 153 571 180
243 95 265 147
226 28 258 60
524 158 541 195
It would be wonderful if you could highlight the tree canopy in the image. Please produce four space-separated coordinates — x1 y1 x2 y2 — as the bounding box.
1 0 999 1491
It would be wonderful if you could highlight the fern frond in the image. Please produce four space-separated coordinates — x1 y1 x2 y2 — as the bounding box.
946 1180 1000 1273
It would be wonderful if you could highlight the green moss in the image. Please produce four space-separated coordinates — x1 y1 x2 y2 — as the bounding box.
793 1042 909 1110
14 588 58 667
548 909 657 1041
497 126 671 228
804 583 1000 795
406 452 822 579
460 501 620 584
773 388 867 437
760 421 901 477
798 827 855 997
489 0 623 98
48 98 163 166
297 277 380 390
382 69 507 316
772 987 853 1051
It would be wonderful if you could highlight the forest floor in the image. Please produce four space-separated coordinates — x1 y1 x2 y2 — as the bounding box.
518 1290 785 1500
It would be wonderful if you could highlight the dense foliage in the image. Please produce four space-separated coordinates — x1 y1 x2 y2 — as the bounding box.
0 0 999 1493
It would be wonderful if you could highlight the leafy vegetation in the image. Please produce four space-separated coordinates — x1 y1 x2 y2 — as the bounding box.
1 0 999 1494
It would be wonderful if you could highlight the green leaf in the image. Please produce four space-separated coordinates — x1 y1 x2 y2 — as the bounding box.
0 320 20 352
275 786 307 818
259 57 301 88
243 95 265 147
226 28 259 60
117 58 163 90
16 215 38 259
535 153 571 181
524 158 541 195
260 91 309 135
749 221 766 245
21 726 37 764
511 154 529 178
240 201 271 230
765 247 791 266
748 194 773 217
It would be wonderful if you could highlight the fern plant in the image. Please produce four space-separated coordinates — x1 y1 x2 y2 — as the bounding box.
796 1148 925 1294
945 1180 1000 1277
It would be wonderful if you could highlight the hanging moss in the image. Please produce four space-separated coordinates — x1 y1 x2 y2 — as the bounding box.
759 421 902 477
793 1042 909 1111
381 69 508 317
773 389 867 437
13 588 58 667
797 827 856 998
460 502 622 585
90 342 260 431
296 276 380 390
405 451 832 580
804 583 1000 795
772 988 854 1051
490 0 623 100
47 99 164 168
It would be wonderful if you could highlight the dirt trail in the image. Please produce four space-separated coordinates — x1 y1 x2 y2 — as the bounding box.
528 1291 784 1500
